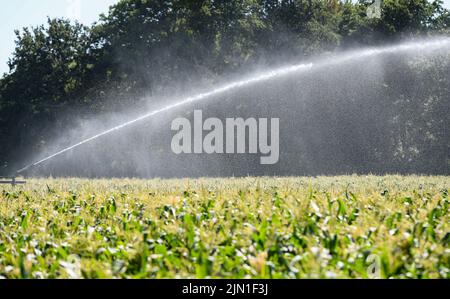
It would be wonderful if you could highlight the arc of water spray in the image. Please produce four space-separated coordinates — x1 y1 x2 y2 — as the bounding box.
16 38 450 174
16 63 313 173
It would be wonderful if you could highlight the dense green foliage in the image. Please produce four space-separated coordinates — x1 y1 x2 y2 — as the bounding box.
0 176 448 278
0 0 449 176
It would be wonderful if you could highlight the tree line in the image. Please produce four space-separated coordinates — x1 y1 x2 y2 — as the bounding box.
1 0 449 176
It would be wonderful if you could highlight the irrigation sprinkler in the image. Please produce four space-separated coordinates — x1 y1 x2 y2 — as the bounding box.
11 38 450 176
0 176 26 186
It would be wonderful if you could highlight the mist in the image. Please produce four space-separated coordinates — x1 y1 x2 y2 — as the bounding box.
13 36 450 178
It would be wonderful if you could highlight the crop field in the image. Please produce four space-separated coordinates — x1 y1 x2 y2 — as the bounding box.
0 176 448 279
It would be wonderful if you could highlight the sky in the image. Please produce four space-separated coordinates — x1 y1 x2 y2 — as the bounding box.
1 0 450 75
